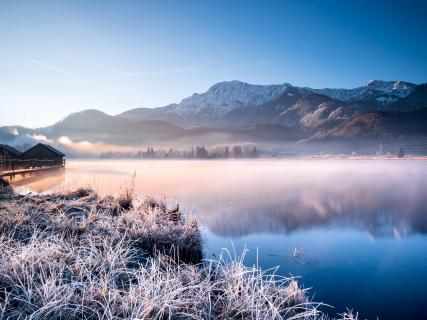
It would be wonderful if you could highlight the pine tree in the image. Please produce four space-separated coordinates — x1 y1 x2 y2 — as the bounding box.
397 147 405 158
232 146 242 158
250 147 258 158
224 146 229 158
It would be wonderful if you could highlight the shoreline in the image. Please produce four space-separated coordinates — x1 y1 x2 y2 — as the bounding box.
56 156 427 161
0 181 358 319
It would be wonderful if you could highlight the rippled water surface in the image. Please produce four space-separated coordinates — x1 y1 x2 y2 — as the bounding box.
10 159 427 319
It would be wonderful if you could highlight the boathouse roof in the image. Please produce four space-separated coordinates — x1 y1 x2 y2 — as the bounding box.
22 143 65 158
0 144 22 157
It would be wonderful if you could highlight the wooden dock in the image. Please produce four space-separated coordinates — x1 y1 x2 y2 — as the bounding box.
0 159 66 180
0 165 65 179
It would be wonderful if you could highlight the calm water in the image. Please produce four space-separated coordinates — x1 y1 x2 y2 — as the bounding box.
10 159 427 319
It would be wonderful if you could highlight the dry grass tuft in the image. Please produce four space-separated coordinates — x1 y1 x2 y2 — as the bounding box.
117 171 136 211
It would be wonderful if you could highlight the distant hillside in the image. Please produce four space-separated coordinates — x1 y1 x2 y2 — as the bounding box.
311 108 427 140
42 110 188 144
236 123 304 141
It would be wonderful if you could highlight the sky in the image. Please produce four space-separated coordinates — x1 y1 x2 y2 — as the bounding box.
1 0 427 128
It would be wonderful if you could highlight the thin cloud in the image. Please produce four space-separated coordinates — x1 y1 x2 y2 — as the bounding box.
21 56 64 73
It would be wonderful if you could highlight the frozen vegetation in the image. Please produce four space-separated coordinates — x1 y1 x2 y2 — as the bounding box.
0 179 359 319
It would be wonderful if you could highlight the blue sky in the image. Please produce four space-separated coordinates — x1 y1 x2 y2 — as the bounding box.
1 0 427 127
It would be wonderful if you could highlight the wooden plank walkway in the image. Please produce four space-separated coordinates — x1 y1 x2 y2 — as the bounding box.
0 165 64 179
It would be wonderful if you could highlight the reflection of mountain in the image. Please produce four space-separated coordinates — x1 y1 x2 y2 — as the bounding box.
205 204 417 239
195 168 427 238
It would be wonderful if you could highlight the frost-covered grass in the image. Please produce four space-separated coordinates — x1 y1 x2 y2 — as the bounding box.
0 234 321 319
0 187 202 264
0 185 359 319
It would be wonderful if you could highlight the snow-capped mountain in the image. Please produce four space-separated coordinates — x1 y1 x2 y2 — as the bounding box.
167 80 416 117
170 80 293 116
311 80 416 104
118 79 421 129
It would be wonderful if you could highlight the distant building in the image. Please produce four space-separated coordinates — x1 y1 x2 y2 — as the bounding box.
21 143 65 165
0 144 22 160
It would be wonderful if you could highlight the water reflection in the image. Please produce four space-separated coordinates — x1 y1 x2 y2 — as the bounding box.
201 177 424 238
10 160 427 238
8 167 65 193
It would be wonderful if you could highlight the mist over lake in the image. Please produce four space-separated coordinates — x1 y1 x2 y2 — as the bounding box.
10 159 427 319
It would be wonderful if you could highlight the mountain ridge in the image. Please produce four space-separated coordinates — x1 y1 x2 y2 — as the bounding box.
2 79 427 155
117 79 421 129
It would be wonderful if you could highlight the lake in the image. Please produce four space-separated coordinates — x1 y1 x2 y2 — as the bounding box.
9 159 427 319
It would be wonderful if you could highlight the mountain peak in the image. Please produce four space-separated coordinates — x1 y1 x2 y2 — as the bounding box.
311 80 416 103
58 109 110 126
65 109 109 118
176 81 293 116
207 80 292 93
366 79 415 89
209 79 244 87
206 80 248 94
366 79 390 87
364 80 416 99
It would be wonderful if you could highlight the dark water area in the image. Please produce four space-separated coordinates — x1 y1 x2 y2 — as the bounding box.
9 159 427 319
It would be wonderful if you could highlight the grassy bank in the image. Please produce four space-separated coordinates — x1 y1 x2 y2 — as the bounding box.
0 180 357 319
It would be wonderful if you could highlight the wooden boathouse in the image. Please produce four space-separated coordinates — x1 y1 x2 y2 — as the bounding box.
21 143 65 165
0 144 22 160
0 143 65 178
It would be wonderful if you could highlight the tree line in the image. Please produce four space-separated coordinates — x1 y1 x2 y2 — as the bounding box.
100 145 259 159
